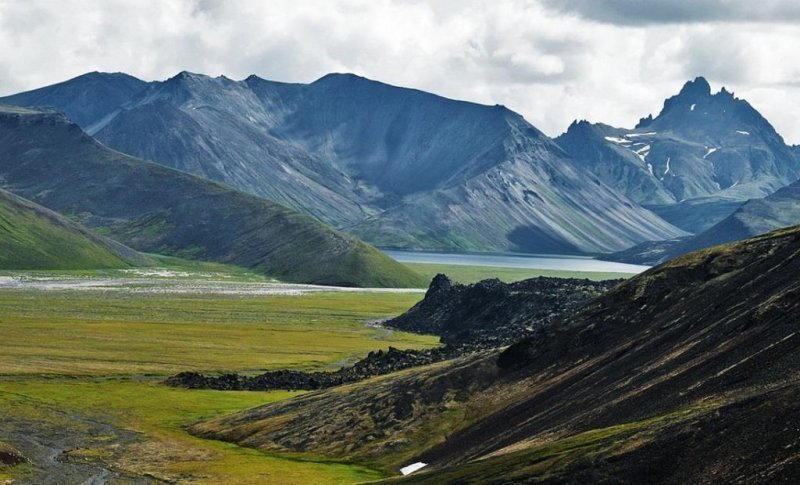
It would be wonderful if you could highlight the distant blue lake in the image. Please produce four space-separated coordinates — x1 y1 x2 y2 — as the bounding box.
384 250 650 274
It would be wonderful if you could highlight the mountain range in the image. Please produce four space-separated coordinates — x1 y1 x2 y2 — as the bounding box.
608 177 800 264
0 104 423 287
556 77 800 234
194 224 800 483
0 71 684 254
5 72 800 265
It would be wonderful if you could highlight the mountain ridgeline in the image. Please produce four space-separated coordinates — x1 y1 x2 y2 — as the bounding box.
608 177 800 264
1 71 684 254
0 104 424 287
194 225 800 483
556 76 800 234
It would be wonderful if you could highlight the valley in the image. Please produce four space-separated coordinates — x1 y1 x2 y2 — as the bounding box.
2 7 800 482
0 268 437 483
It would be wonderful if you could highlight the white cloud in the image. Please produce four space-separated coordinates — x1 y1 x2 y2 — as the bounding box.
1 0 800 142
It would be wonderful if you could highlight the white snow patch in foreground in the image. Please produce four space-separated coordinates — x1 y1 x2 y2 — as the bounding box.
625 132 657 137
736 130 750 135
400 462 428 476
647 163 654 176
664 157 671 176
604 136 630 144
690 104 696 111
704 147 717 159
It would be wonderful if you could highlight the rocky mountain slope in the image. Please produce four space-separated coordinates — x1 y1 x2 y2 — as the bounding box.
193 225 800 483
1 71 685 254
608 178 800 264
556 77 800 233
0 186 150 269
0 104 424 287
1 72 150 129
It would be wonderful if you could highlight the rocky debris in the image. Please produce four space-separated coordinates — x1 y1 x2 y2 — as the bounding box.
166 347 447 391
166 275 619 391
388 274 622 348
0 448 25 467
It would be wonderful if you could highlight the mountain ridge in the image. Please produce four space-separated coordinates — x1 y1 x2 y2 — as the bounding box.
0 104 424 287
1 71 686 254
0 187 151 269
556 76 800 233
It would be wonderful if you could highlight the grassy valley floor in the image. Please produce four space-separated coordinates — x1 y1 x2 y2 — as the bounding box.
403 262 635 283
0 263 631 483
0 268 434 483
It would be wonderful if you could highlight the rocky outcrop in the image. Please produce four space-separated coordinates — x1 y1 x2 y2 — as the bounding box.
388 274 621 347
194 226 800 484
167 274 618 391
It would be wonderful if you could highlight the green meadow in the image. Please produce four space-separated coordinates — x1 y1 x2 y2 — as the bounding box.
0 261 628 483
0 272 433 483
403 262 633 284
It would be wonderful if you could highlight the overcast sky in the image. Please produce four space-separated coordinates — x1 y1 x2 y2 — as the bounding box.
2 0 800 142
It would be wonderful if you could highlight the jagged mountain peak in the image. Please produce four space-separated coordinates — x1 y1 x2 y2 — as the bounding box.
557 76 800 234
678 76 712 98
645 76 777 140
1 70 685 254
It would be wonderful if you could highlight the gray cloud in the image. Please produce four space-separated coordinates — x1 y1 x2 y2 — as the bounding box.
0 0 799 142
543 0 800 25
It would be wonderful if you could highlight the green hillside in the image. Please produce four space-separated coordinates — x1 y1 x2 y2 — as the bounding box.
0 189 150 270
0 105 424 287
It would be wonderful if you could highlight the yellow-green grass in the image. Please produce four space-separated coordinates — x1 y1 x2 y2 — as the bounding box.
0 256 273 281
0 378 384 483
404 262 634 284
0 291 432 376
0 286 435 482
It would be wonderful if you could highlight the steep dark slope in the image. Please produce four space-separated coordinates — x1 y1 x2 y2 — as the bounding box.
403 225 800 482
0 105 424 287
3 71 685 253
557 77 800 233
196 225 800 483
0 187 150 269
0 72 149 129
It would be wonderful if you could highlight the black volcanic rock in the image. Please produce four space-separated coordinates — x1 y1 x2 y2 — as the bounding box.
195 225 800 484
387 274 620 347
168 274 618 391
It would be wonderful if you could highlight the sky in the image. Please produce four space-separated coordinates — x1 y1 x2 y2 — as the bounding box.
2 0 800 142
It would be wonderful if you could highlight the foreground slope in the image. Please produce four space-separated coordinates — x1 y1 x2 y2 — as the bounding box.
0 187 150 269
196 226 800 483
0 105 424 287
557 77 800 233
3 71 684 253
